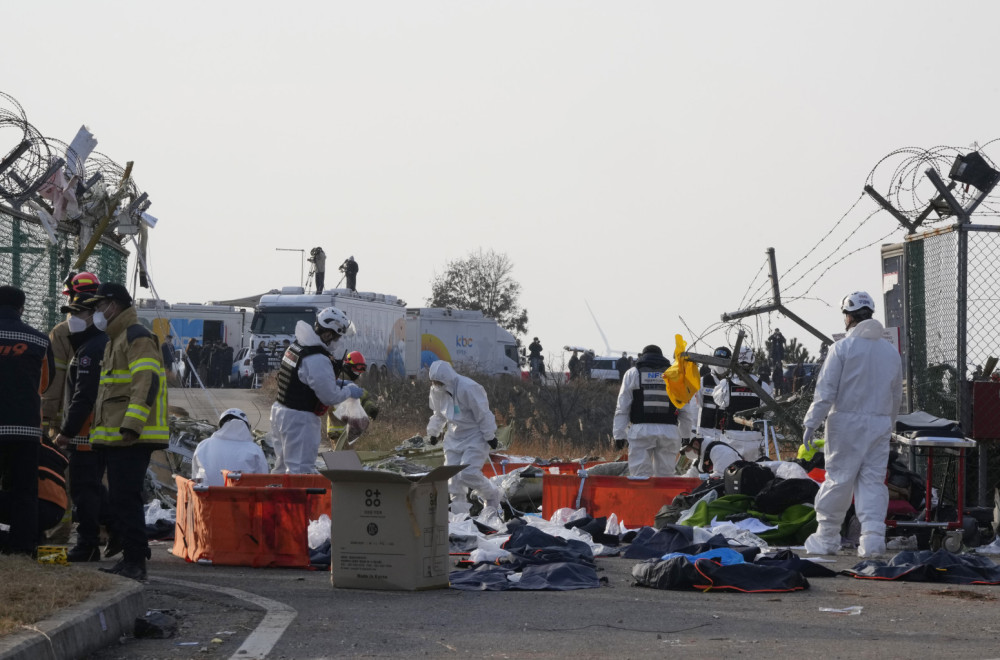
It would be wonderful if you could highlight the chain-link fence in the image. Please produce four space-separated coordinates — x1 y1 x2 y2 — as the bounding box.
0 207 128 332
903 224 1000 506
905 230 959 420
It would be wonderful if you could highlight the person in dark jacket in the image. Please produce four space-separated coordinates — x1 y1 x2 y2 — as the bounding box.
185 338 201 387
339 256 359 291
53 298 117 562
0 438 68 548
616 352 630 381
0 285 54 556
252 344 270 374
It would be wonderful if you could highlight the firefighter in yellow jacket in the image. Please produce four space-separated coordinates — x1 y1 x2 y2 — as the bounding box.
83 283 167 581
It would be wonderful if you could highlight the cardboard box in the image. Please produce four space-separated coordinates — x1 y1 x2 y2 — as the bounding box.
320 451 464 590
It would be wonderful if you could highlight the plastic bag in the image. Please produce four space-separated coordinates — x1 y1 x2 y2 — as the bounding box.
308 514 332 549
333 397 370 436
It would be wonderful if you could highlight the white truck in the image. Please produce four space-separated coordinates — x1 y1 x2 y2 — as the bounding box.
250 287 408 374
136 299 251 353
247 287 519 378
403 307 520 378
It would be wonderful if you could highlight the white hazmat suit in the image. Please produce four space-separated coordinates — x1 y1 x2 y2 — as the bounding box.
192 419 269 487
683 438 743 479
712 374 773 461
613 365 697 477
426 361 501 514
802 318 902 557
270 321 359 474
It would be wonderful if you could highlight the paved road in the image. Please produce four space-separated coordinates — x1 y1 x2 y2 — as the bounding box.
167 386 273 431
82 542 999 659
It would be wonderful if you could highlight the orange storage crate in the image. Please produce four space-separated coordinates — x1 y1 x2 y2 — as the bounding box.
172 476 315 568
542 473 701 528
222 471 332 523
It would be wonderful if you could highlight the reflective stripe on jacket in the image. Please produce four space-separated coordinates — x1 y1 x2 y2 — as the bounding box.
91 306 169 445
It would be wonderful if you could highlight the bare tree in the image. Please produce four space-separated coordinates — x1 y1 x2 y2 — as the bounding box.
428 248 529 337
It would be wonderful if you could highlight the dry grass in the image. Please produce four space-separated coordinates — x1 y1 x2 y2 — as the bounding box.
0 555 112 637
337 373 620 459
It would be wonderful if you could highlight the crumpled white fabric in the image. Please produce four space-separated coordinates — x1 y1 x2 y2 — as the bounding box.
523 513 616 556
703 521 771 549
548 507 588 525
308 514 331 549
677 488 720 525
759 460 811 481
144 499 175 526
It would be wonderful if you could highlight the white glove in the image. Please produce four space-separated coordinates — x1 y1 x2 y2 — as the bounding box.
803 427 817 451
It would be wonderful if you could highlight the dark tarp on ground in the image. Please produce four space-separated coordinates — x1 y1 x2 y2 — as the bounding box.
680 494 818 545
755 549 838 578
632 556 810 592
500 522 596 569
843 549 1000 585
449 562 604 591
564 515 620 546
623 525 762 563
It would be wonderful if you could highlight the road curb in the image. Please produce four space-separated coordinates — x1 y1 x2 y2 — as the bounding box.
0 576 145 660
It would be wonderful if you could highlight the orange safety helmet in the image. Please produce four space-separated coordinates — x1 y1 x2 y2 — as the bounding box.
343 351 367 378
62 271 101 296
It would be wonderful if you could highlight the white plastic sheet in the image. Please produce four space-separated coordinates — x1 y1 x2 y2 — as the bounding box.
308 514 332 549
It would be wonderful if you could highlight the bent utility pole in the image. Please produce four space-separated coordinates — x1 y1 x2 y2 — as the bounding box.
682 330 804 441
720 247 832 347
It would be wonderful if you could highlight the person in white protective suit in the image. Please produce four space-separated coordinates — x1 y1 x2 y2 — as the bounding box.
192 409 269 486
802 291 902 558
613 345 698 477
712 345 773 461
680 435 743 479
695 347 733 442
270 308 363 474
426 361 501 514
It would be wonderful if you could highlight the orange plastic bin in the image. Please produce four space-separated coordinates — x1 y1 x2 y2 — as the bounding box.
172 476 317 568
222 471 332 523
542 473 701 528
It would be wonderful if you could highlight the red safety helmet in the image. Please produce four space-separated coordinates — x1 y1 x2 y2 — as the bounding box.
62 271 101 296
343 351 367 378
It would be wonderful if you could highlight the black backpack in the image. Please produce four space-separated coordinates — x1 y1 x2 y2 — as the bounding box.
724 461 774 497
752 477 820 514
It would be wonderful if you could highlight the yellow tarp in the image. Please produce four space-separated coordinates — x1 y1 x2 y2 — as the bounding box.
661 334 701 409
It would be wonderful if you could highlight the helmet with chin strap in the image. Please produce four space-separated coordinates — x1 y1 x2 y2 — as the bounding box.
315 306 352 336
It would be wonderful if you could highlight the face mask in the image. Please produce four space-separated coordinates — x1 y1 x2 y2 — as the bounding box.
710 365 728 378
684 448 699 461
67 315 88 333
92 311 108 331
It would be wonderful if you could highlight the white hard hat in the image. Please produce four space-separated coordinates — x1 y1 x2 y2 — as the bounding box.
316 306 354 336
219 408 250 430
842 291 875 314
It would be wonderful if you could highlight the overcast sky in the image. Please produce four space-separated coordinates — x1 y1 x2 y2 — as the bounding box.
5 1 998 365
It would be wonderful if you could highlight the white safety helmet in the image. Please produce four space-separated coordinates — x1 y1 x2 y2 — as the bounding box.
315 306 355 337
219 408 250 430
841 291 875 314
738 346 754 367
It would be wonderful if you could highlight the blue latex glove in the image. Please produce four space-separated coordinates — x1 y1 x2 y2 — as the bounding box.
343 383 363 399
803 427 817 451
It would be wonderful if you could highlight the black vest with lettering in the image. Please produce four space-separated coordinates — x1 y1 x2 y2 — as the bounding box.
628 354 679 425
698 373 723 429
722 377 763 430
276 342 329 413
